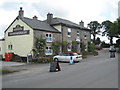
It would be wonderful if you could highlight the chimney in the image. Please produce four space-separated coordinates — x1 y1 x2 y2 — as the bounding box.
33 15 38 20
19 7 24 19
47 13 53 24
79 20 84 27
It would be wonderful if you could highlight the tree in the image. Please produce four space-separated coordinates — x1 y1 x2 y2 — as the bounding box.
101 20 113 45
109 20 120 45
95 37 101 45
108 21 118 45
87 21 101 44
101 20 112 36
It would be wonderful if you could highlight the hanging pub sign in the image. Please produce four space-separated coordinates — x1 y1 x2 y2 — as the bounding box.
8 25 30 36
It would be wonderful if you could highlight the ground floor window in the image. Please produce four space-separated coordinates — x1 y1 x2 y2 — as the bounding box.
45 46 53 55
67 42 72 51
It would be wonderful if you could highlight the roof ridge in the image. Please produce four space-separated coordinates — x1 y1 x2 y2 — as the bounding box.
53 17 79 25
24 17 42 22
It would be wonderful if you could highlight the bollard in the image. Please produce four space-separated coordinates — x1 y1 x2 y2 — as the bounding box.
70 56 74 65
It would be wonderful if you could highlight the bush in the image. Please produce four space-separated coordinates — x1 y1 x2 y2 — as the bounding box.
82 51 90 56
32 56 53 63
11 53 22 62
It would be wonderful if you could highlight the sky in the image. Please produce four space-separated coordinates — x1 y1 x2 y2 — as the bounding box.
0 0 119 43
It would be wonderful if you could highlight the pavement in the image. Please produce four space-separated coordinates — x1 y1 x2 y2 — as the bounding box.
0 61 26 68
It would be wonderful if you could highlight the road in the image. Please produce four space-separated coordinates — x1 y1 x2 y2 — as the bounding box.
2 48 118 88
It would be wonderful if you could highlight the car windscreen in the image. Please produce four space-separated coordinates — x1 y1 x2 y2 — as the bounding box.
59 53 70 56
73 53 78 56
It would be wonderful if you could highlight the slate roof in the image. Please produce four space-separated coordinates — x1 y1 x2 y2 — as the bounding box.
22 17 60 33
48 17 90 30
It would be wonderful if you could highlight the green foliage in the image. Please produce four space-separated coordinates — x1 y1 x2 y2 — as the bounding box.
80 42 85 52
101 20 112 36
88 21 101 43
88 42 96 52
62 41 68 52
101 41 110 48
82 51 90 56
32 56 53 63
52 41 62 55
11 53 22 62
95 37 101 45
72 41 78 52
33 38 46 59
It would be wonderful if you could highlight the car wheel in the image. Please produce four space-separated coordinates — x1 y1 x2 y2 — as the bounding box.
54 58 59 62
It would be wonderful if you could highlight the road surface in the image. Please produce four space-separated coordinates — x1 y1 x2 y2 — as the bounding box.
2 48 118 88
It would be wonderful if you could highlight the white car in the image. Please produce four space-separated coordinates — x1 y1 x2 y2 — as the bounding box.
53 52 82 62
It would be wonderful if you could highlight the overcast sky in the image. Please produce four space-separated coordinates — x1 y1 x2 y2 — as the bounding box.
0 0 119 43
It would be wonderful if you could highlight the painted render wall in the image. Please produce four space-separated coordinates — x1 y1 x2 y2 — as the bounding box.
0 40 5 56
4 18 34 57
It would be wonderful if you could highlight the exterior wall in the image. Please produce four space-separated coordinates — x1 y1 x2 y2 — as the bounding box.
61 25 91 52
0 40 5 57
53 25 62 32
80 30 91 51
33 30 62 55
33 30 62 44
4 18 34 57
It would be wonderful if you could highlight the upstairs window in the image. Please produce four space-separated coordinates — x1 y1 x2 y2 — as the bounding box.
8 45 13 50
46 33 53 42
77 30 80 36
68 28 71 37
84 32 87 40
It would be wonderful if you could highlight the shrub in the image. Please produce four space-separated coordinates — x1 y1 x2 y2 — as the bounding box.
32 56 53 63
72 41 78 52
11 53 22 62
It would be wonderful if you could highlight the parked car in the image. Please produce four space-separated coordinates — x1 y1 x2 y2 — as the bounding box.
95 45 102 50
53 52 82 63
109 45 116 52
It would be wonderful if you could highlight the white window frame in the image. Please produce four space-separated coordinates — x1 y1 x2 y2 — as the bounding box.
68 28 71 37
46 33 53 42
45 46 53 55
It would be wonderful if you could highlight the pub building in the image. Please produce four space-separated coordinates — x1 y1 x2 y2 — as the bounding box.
0 7 91 61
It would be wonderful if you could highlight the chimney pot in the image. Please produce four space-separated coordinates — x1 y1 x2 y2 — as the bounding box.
33 15 38 20
79 20 84 27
